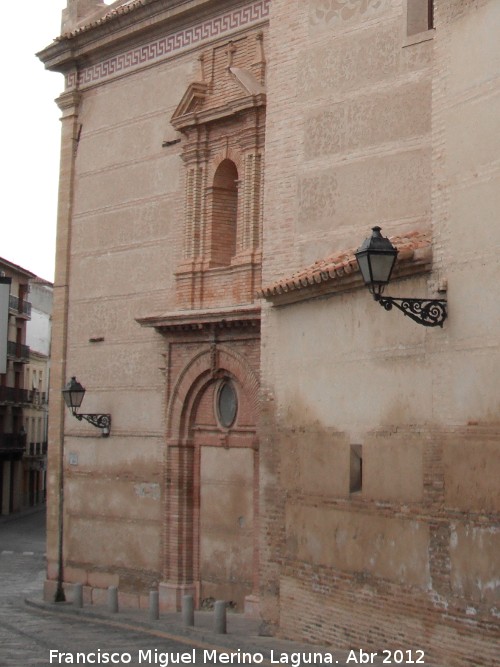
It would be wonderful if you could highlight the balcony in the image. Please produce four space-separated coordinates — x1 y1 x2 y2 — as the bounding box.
26 440 48 455
9 295 32 318
0 433 27 457
0 386 32 405
25 455 47 471
7 341 30 363
25 441 48 469
30 390 48 406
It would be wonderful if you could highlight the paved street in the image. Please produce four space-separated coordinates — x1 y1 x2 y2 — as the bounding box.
0 509 234 667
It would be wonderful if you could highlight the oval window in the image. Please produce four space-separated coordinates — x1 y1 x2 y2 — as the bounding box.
216 379 238 428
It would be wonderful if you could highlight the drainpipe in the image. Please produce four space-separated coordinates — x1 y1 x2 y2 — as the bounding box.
49 87 81 602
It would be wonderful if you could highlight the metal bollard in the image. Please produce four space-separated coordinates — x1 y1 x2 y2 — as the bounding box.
213 600 227 634
73 583 83 608
149 590 159 621
108 586 119 613
182 594 194 627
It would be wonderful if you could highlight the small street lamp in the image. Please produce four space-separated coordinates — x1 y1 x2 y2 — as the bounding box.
355 226 447 328
62 376 111 437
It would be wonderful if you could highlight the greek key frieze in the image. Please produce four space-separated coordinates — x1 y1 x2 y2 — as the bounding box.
66 0 270 89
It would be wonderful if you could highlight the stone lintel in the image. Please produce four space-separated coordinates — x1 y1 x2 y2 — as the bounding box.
136 304 261 333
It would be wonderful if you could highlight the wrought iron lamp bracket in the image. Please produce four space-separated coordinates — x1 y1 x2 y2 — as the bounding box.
73 411 111 435
374 294 447 328
355 227 449 329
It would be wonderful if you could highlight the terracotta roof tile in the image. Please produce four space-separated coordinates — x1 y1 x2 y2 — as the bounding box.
59 0 149 40
259 229 431 299
32 276 54 287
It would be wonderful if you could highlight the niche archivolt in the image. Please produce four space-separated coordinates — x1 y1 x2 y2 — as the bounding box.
171 32 266 308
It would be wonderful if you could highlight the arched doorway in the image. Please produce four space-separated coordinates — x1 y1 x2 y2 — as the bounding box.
193 374 255 608
161 345 259 613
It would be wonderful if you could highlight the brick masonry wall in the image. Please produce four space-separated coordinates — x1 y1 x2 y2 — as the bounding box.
262 0 433 285
259 0 500 664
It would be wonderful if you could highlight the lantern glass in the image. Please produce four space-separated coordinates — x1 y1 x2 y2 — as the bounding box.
62 376 86 410
369 252 398 285
355 227 398 294
355 252 371 285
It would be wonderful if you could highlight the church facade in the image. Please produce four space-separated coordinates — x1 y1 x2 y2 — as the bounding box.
39 1 499 665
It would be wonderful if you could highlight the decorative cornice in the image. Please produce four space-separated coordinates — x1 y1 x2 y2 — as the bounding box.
56 90 81 115
38 0 271 91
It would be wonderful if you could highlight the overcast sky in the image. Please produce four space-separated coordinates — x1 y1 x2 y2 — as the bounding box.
0 1 69 282
1 2 115 283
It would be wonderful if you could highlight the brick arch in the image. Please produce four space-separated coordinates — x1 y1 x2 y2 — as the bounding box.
167 344 259 442
208 159 239 265
208 149 243 182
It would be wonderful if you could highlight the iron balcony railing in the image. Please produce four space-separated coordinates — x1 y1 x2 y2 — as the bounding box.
0 433 27 454
25 442 48 466
0 386 32 404
26 442 48 456
9 295 32 318
28 389 48 406
7 341 30 362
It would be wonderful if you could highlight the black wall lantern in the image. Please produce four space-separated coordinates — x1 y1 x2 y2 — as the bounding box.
62 376 111 437
355 226 447 328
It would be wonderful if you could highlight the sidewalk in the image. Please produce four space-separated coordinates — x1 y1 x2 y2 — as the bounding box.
0 503 46 524
25 596 366 666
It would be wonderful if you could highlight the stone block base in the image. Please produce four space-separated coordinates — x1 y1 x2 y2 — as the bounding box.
158 581 198 612
244 594 261 618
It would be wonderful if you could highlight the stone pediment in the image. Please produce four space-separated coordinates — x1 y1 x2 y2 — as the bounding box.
171 68 266 131
229 67 265 96
171 81 209 123
171 34 266 132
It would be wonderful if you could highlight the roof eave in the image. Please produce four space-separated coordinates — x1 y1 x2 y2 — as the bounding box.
36 40 76 73
259 234 433 307
37 0 226 73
